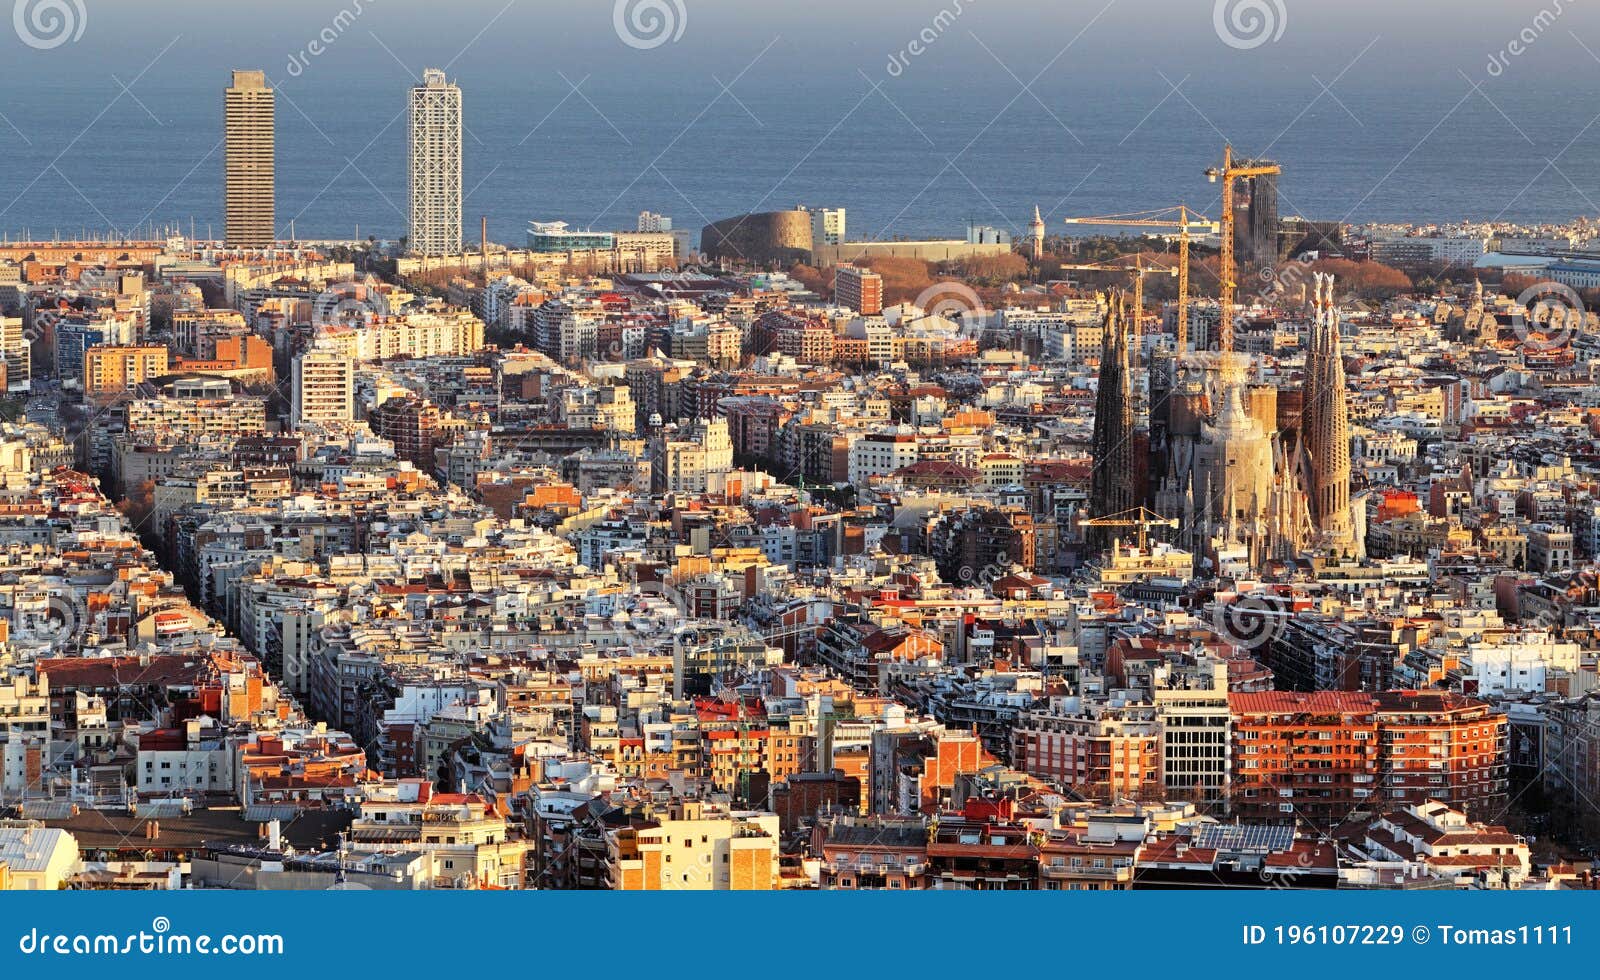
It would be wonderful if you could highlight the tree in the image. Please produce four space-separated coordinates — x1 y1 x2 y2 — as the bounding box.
787 263 831 299
1501 272 1542 299
942 253 1028 285
862 257 934 305
116 479 158 538
1302 258 1411 299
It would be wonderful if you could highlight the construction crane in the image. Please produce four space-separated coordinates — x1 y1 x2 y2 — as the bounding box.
1080 506 1179 552
1062 207 1218 352
1205 146 1280 354
1057 257 1177 334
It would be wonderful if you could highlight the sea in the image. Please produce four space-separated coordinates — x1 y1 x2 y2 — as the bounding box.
2 0 1598 246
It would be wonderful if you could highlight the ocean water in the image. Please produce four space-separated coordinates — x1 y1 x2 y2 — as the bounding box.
2 0 1598 246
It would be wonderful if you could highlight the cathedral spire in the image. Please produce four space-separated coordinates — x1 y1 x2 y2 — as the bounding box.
1304 273 1357 556
1090 291 1137 545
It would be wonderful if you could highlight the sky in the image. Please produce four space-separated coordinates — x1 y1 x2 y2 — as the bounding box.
2 0 1599 240
5 0 1591 80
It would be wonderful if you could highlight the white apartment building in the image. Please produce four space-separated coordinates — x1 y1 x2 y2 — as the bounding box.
652 417 733 493
847 430 920 485
408 69 463 256
809 207 846 246
1464 632 1582 697
293 348 355 426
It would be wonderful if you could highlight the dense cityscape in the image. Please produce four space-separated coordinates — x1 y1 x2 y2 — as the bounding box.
5 45 1600 894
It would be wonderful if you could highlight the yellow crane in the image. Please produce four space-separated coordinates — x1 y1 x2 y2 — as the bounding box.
1062 207 1218 353
1057 257 1177 340
1080 506 1179 552
1205 145 1280 354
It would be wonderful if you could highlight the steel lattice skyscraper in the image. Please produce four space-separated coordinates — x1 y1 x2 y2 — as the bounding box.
408 69 463 257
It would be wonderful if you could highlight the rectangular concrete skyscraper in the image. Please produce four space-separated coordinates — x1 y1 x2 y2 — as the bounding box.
224 70 275 247
408 69 463 257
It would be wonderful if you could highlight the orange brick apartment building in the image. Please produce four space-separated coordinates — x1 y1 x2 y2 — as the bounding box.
1229 690 1508 826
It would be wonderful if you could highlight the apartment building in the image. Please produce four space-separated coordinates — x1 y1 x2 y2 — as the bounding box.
292 349 354 426
83 345 169 399
224 70 275 247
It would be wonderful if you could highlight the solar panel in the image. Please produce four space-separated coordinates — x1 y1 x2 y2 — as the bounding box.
1193 823 1295 853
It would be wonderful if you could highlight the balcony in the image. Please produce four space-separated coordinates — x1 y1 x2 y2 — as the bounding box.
927 841 1036 861
823 855 925 875
934 870 1033 890
1039 862 1131 882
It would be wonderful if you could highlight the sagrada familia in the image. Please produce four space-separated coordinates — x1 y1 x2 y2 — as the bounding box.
1091 272 1364 571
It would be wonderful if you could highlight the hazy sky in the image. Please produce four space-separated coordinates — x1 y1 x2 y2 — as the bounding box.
3 1 1599 238
4 0 1593 80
